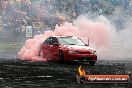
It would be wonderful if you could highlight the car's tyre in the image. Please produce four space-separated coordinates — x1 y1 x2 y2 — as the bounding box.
59 51 65 64
89 61 95 66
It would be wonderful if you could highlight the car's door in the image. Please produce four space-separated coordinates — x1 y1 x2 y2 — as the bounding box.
43 37 52 60
49 37 60 61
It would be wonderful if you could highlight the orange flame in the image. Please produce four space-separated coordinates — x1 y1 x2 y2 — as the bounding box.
78 66 86 76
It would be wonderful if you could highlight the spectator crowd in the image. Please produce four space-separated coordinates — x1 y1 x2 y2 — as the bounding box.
0 0 132 40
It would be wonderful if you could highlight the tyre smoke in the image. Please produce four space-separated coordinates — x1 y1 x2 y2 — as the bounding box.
18 15 132 61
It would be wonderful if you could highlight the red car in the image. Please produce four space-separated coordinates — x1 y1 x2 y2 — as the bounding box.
39 36 97 65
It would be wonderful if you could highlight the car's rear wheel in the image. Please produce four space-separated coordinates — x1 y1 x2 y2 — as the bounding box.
59 51 65 64
89 61 95 66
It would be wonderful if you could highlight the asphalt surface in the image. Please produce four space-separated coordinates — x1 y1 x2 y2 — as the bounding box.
0 59 132 88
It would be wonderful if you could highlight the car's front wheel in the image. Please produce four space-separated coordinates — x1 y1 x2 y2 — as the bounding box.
59 51 65 64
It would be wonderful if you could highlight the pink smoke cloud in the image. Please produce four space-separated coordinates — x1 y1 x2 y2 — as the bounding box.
18 17 112 61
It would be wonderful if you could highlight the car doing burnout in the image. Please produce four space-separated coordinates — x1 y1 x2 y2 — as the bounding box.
39 36 97 65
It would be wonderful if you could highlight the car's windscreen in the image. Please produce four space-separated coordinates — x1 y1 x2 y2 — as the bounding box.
59 37 85 46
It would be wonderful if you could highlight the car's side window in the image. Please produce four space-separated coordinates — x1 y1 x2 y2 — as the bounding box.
44 37 58 45
50 37 58 45
44 38 51 44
